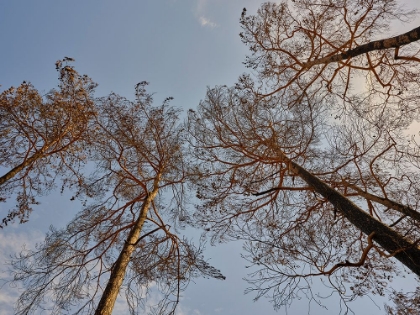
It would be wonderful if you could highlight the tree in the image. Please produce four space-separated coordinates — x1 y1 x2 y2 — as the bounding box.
11 82 224 315
239 0 420 111
385 286 420 314
186 2 420 311
188 82 420 311
0 58 97 227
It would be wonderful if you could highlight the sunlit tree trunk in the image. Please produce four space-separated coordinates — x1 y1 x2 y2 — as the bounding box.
0 151 44 186
94 176 161 315
302 25 420 68
0 128 70 186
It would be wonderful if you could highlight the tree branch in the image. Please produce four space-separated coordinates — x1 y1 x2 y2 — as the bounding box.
303 26 420 68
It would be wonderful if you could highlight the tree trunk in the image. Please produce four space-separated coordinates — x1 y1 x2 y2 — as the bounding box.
94 177 161 315
342 180 420 223
0 150 45 186
0 133 65 186
303 25 420 68
279 152 420 276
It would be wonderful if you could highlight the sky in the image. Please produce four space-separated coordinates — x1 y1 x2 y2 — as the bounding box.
1 1 420 314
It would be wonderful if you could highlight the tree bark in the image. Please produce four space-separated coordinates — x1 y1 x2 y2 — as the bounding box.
0 150 46 186
94 176 161 315
0 131 66 186
343 180 420 223
303 25 420 68
278 152 420 276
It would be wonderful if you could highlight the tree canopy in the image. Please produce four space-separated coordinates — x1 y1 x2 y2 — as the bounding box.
8 68 224 315
4 0 420 314
0 58 97 227
187 0 420 313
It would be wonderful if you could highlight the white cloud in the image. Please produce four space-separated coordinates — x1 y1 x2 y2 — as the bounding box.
199 16 218 28
0 230 43 255
0 290 19 315
0 230 44 314
194 0 218 28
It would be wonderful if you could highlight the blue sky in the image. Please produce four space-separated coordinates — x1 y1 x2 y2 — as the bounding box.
0 0 261 107
1 1 420 314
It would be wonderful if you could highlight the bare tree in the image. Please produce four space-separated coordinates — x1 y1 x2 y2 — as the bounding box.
11 83 224 315
239 0 420 111
0 58 97 227
187 84 420 312
385 286 420 314
184 1 420 311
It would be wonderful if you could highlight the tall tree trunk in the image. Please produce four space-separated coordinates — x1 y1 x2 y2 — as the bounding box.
0 150 45 186
342 180 420 223
278 152 420 276
94 176 161 315
0 131 67 186
302 25 420 68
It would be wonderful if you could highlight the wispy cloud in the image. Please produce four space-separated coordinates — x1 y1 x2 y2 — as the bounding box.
0 230 44 254
199 16 218 28
0 230 45 315
194 0 218 28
